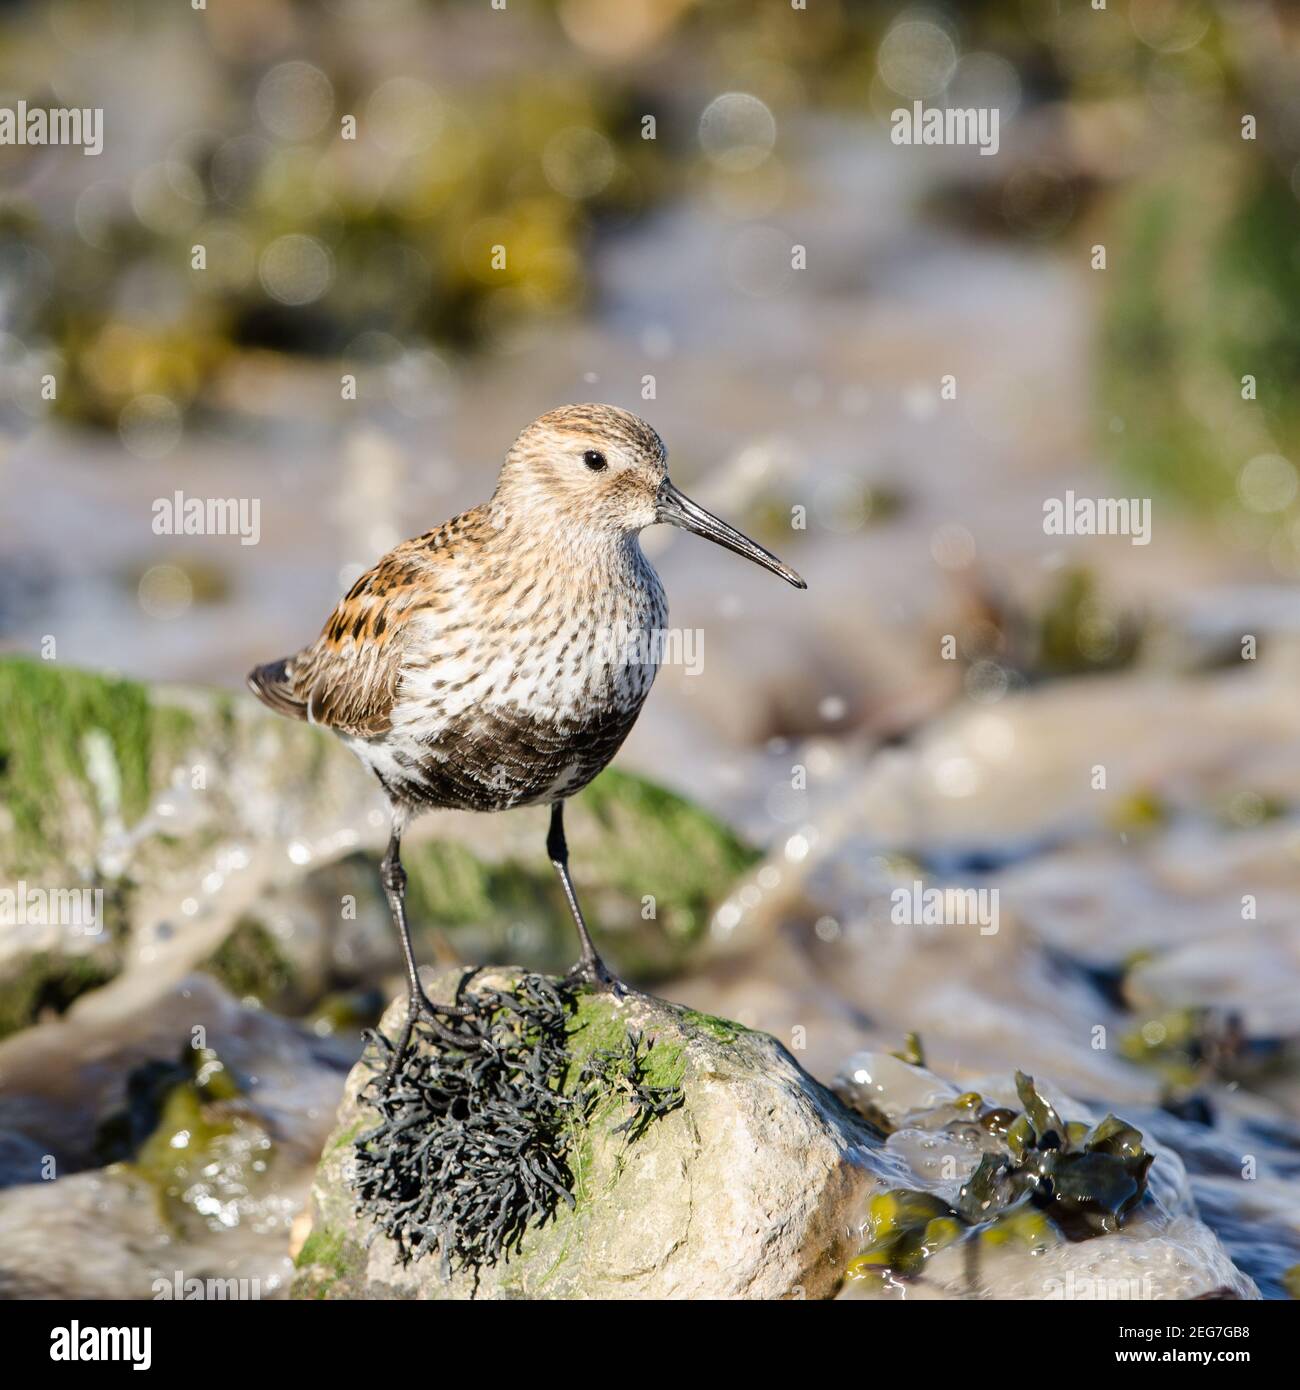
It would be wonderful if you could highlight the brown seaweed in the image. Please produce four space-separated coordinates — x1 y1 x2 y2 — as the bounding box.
349 974 682 1278
846 1070 1155 1286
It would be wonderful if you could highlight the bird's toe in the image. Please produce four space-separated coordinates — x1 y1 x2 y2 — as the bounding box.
565 957 627 998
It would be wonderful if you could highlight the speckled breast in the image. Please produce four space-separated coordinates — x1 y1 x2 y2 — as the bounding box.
373 543 667 812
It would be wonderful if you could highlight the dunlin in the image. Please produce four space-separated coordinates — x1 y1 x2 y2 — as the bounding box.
249 404 804 1071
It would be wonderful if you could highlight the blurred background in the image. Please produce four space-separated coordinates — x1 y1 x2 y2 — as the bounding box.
2 0 1300 1301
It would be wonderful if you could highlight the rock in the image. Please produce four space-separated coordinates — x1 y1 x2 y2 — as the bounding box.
0 1165 287 1301
0 656 373 1037
0 659 764 1299
662 653 1300 1298
0 657 757 1039
0 973 350 1299
293 968 883 1300
0 971 348 1176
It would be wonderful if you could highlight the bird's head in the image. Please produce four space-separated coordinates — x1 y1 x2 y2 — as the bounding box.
495 403 805 588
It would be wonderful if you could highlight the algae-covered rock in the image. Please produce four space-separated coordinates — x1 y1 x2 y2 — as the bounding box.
0 657 756 1037
0 656 369 1036
293 967 882 1300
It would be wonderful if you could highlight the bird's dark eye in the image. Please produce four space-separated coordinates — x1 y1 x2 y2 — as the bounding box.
583 449 607 472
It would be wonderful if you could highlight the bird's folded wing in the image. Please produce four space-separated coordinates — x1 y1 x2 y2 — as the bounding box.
275 544 436 738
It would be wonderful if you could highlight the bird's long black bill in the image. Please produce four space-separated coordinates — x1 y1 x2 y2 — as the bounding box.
656 479 806 589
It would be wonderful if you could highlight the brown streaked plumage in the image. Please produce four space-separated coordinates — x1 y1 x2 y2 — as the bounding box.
249 404 804 1078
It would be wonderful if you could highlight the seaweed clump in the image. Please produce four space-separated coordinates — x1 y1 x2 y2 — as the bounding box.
959 1071 1154 1239
846 1071 1155 1287
350 974 681 1278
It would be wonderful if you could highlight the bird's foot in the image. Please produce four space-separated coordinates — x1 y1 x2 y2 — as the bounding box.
380 987 479 1088
413 986 476 1030
565 954 627 999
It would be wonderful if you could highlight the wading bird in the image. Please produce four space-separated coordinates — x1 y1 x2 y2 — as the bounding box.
249 405 804 1073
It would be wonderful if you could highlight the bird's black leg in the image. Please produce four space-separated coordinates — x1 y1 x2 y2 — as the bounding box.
379 823 474 1084
548 801 624 995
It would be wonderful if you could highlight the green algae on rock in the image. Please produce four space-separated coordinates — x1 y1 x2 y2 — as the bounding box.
294 968 882 1300
93 1045 238 1169
574 769 760 941
0 656 363 1036
1036 568 1142 679
0 658 195 1037
395 767 760 981
0 658 758 1037
1118 1006 1258 1091
202 916 299 1011
0 948 119 1041
0 657 196 875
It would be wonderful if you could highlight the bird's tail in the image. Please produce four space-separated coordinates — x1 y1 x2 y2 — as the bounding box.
247 657 308 722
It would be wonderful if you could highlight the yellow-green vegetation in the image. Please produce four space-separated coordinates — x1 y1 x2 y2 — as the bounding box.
891 1032 926 1067
1118 1005 1266 1094
0 659 192 1037
398 767 759 979
1099 159 1300 530
561 989 642 1092
0 949 118 1040
1120 1007 1206 1086
563 989 686 1096
38 53 670 428
294 1224 345 1273
674 1005 746 1044
401 839 541 928
94 1042 264 1230
308 989 387 1036
1036 569 1142 679
0 657 195 874
844 1073 1154 1288
575 769 761 939
1214 790 1287 830
1107 787 1169 836
847 1190 969 1281
202 915 297 1009
292 1225 360 1301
